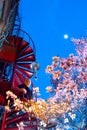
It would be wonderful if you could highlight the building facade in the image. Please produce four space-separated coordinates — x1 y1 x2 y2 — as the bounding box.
0 0 19 36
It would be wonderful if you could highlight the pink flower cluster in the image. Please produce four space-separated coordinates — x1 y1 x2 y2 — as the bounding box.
46 37 87 108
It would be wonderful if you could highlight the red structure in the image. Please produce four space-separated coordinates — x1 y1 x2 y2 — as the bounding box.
0 33 38 129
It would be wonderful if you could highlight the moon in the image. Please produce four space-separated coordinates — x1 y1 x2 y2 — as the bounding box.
64 34 69 39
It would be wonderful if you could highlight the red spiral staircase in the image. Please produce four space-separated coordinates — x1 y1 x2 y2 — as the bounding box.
0 31 38 130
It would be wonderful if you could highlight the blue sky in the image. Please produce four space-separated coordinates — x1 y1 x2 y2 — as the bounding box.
19 0 87 99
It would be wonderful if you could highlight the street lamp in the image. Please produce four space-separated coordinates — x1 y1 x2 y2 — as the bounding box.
30 62 40 80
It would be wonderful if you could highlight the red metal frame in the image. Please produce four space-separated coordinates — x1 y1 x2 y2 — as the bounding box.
1 109 38 130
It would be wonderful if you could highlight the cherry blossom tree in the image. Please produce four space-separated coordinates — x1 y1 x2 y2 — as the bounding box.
45 37 87 129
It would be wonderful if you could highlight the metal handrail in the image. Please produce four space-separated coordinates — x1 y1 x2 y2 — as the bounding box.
12 28 36 55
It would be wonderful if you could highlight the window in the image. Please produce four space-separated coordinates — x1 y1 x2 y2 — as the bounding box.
0 62 13 81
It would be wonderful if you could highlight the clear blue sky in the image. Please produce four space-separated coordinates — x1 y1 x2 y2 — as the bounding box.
19 0 87 99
